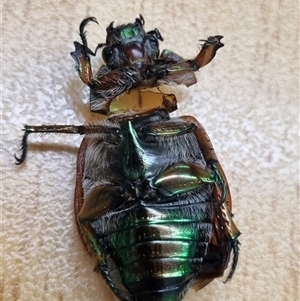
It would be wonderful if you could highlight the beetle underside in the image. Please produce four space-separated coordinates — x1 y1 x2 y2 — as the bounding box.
74 109 240 301
15 14 240 301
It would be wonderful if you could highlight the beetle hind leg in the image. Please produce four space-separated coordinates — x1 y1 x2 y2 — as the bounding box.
224 237 240 283
15 124 122 164
208 159 227 205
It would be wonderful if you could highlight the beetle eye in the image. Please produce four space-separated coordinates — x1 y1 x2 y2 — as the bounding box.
148 36 159 48
102 46 113 63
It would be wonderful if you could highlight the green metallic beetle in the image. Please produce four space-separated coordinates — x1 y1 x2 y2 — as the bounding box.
15 15 240 301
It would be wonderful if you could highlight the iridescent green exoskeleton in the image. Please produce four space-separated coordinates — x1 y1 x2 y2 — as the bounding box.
15 15 240 301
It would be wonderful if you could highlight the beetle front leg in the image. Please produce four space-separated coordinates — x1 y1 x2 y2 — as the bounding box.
193 35 224 69
78 17 107 57
158 36 224 87
71 42 94 86
71 18 106 87
178 35 224 70
89 68 142 113
78 17 99 57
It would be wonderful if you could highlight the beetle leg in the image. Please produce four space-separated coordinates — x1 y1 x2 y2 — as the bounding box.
140 119 194 137
208 160 227 205
156 50 194 84
78 17 100 57
77 184 125 255
135 14 145 26
71 43 141 107
150 162 216 196
89 68 142 113
94 263 132 301
157 36 224 87
71 18 106 87
79 222 104 261
193 35 224 69
225 236 240 282
79 217 137 301
139 119 226 197
78 184 125 220
213 202 240 282
70 41 106 87
193 194 240 285
71 42 94 86
160 49 185 63
74 145 133 301
15 124 122 165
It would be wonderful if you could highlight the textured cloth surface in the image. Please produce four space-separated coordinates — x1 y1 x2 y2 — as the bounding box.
1 1 299 301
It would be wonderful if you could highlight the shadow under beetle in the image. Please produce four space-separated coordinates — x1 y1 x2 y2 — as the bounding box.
15 15 240 301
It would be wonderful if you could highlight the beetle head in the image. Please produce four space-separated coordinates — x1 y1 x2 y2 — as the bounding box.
102 15 163 69
105 15 146 45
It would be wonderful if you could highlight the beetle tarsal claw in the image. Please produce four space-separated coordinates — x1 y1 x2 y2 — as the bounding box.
79 17 98 35
78 17 100 57
14 131 29 165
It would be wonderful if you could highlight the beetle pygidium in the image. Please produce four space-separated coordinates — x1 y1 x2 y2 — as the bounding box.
16 15 240 301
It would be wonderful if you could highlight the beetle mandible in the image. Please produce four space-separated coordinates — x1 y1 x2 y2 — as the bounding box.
15 15 240 301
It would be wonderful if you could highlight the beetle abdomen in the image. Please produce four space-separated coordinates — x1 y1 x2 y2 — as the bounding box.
76 110 237 301
91 189 213 301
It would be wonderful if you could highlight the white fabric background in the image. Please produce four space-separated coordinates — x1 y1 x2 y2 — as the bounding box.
2 1 299 301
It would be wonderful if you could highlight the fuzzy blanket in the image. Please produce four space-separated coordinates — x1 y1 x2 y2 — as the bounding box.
2 1 299 301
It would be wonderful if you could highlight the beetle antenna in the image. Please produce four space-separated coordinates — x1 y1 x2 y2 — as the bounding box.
93 42 107 56
136 14 145 26
147 28 163 41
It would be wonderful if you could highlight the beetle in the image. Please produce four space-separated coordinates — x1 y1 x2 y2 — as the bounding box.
15 15 240 301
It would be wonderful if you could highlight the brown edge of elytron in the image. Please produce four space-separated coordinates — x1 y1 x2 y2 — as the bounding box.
74 137 90 250
181 115 233 290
